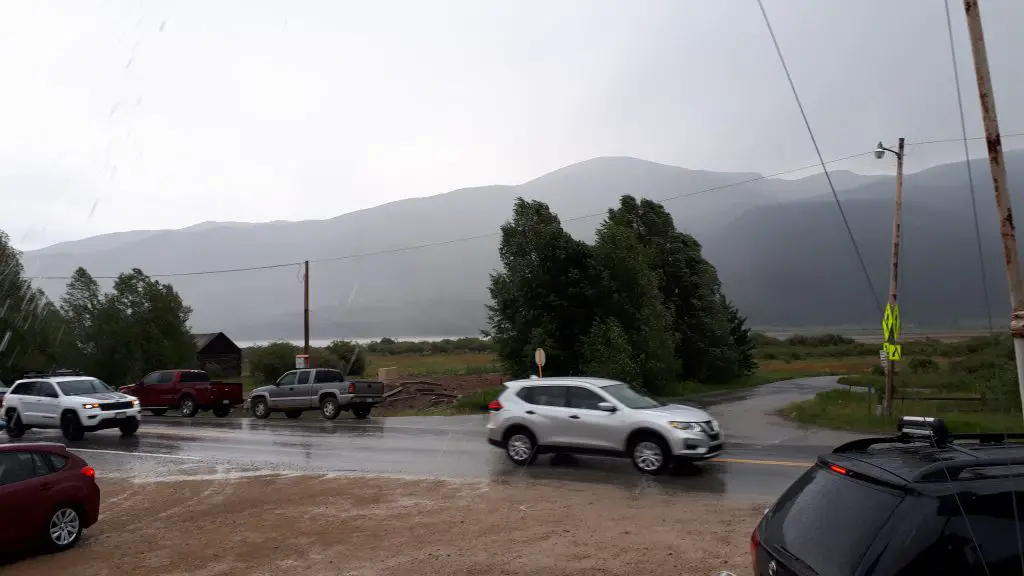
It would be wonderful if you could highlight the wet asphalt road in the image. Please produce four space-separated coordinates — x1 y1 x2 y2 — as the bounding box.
1 376 866 498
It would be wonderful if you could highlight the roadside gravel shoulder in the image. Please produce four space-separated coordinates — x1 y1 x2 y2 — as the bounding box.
5 474 767 576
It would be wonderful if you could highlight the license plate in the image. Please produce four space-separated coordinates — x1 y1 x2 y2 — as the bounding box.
222 399 230 404
115 411 126 418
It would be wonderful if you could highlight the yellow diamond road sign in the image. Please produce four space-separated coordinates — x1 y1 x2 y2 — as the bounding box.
883 342 902 361
882 303 901 342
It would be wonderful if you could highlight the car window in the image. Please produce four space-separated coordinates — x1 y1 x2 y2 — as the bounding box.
141 372 162 385
156 371 175 384
46 453 69 471
518 385 566 407
31 452 54 476
10 381 37 396
600 383 663 409
0 452 38 486
56 378 115 396
762 464 902 576
920 491 1024 574
296 370 312 385
277 372 297 386
314 370 340 384
566 386 605 410
35 381 58 399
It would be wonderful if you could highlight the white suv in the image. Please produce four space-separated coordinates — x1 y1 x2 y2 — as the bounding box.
2 371 141 442
486 377 723 475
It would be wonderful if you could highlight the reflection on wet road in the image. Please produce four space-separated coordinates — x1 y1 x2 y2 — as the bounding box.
0 376 867 499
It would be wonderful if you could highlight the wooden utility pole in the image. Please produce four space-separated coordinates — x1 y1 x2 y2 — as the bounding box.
303 260 310 356
878 138 905 416
962 0 1024 419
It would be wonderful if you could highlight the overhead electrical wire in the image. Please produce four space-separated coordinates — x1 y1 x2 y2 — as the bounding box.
755 0 884 315
943 0 994 334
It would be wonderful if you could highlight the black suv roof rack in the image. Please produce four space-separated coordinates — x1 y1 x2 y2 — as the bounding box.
831 416 1024 482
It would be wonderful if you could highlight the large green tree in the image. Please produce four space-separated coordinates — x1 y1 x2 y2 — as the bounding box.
486 195 757 393
605 196 756 383
0 230 68 381
487 198 597 377
60 267 196 385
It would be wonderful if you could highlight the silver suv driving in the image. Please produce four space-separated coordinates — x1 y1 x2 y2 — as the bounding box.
486 377 723 475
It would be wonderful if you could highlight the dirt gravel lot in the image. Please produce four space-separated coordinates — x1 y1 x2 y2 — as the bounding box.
5 474 766 576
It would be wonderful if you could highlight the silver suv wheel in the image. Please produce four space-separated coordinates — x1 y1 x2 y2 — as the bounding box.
506 433 533 464
633 441 664 472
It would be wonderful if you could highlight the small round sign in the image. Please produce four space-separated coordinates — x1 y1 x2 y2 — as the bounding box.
534 348 546 368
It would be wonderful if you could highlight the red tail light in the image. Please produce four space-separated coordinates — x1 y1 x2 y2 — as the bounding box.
348 383 355 394
829 464 849 476
487 399 502 411
82 466 96 479
750 525 760 573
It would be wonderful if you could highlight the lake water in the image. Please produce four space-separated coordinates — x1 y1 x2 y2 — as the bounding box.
234 336 477 348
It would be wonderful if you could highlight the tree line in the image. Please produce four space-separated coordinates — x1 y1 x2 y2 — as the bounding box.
485 195 756 395
0 229 197 384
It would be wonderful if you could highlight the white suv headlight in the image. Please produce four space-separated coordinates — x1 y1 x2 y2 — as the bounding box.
131 399 140 407
669 421 702 431
82 403 100 410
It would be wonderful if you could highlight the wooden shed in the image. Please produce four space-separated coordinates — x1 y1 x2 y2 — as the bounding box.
192 332 242 378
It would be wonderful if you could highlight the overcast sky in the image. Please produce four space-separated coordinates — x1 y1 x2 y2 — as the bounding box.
2 0 1023 250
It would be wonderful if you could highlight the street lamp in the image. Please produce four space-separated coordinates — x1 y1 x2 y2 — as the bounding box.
875 137 905 416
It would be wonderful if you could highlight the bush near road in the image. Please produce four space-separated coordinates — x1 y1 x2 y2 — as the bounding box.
783 334 1024 433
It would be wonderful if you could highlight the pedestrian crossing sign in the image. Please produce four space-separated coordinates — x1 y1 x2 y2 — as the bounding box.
883 342 902 361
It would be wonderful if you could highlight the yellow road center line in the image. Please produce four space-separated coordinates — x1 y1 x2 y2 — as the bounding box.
716 457 812 468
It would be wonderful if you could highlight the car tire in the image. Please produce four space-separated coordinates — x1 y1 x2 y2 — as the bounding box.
629 433 672 476
351 406 371 420
320 397 340 420
178 396 198 418
5 410 26 438
212 406 231 418
251 398 270 419
47 505 83 552
119 417 140 436
285 410 302 419
149 409 167 416
60 413 85 442
503 427 538 466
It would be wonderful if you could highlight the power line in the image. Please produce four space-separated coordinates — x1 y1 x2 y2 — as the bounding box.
28 132 1024 281
944 0 993 333
755 0 883 315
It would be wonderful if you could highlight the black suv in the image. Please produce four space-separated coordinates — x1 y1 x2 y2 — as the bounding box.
750 416 1023 576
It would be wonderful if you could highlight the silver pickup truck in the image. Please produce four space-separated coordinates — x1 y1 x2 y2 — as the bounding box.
249 368 385 420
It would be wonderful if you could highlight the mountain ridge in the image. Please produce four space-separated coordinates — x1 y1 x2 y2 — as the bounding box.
22 154 1024 340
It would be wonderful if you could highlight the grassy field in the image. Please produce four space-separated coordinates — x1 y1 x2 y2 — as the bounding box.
780 333 1024 433
785 388 1024 433
365 353 500 376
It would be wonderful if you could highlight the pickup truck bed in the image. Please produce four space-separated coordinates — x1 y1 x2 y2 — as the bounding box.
120 369 244 418
249 368 385 420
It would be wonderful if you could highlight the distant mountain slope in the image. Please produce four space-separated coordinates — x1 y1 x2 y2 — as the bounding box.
22 153 1024 339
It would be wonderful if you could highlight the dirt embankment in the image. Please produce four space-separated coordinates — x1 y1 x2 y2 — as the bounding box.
7 475 766 576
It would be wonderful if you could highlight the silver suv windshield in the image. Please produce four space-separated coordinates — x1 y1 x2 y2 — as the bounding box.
57 378 115 396
601 383 663 409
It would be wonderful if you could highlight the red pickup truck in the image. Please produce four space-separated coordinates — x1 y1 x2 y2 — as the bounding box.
119 369 244 418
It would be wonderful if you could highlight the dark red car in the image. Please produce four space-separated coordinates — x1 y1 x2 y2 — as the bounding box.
0 443 100 554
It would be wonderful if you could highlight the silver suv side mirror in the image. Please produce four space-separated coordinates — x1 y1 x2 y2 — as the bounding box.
597 402 616 412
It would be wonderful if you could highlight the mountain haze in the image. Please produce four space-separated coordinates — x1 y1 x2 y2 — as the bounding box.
22 153 1024 340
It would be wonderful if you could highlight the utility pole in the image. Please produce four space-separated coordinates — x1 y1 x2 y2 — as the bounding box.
962 0 1024 419
875 138 905 416
303 260 310 357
